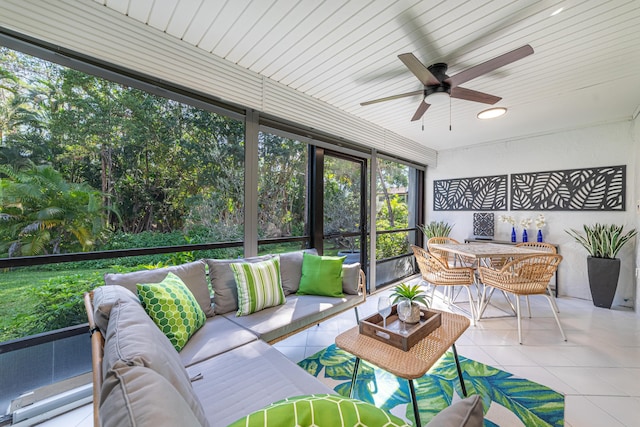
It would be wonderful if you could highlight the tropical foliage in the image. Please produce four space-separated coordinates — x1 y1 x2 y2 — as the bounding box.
566 223 637 259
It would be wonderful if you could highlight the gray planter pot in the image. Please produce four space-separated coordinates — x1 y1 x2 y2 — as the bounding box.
586 256 621 309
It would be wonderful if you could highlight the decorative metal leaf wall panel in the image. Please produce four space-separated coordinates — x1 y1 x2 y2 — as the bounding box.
511 165 625 210
434 175 507 211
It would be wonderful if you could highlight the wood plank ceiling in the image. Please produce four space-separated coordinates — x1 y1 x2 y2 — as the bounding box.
95 0 640 151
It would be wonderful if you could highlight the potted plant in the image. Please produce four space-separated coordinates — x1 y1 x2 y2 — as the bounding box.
566 223 637 308
418 221 453 238
390 283 429 323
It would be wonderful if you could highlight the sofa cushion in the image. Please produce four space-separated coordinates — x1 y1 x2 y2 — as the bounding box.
179 316 257 367
206 255 273 315
297 252 345 297
428 395 484 427
103 260 214 317
137 272 206 351
279 248 318 295
227 394 409 427
231 257 285 316
102 298 208 425
100 363 205 427
223 294 362 343
92 285 141 335
186 340 335 427
342 263 361 295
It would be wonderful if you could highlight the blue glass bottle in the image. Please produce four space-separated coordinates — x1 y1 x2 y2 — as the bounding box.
511 227 516 243
522 229 528 242
537 229 543 242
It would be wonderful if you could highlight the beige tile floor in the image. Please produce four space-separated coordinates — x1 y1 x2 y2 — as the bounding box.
36 277 640 427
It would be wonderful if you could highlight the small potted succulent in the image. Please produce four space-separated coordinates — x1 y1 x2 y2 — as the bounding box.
390 283 429 324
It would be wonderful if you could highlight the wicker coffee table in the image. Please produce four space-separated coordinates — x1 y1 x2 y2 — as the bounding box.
335 309 470 427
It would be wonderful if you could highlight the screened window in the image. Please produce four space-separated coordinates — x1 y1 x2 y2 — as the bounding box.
0 46 245 341
257 131 308 254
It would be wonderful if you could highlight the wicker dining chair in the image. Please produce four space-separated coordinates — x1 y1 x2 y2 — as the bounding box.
412 245 477 325
478 253 566 344
515 242 559 313
426 237 475 268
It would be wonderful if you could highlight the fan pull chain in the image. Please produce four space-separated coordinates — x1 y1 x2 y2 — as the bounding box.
449 96 452 131
422 115 424 131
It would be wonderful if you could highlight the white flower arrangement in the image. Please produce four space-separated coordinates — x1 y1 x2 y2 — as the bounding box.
498 215 516 226
520 217 532 229
535 214 546 230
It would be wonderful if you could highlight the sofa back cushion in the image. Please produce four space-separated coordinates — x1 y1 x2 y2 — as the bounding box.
92 285 141 335
206 255 273 315
102 298 208 425
279 248 318 295
103 260 214 317
342 263 361 295
100 363 205 427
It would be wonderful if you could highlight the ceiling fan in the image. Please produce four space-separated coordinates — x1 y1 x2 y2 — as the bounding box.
361 45 534 122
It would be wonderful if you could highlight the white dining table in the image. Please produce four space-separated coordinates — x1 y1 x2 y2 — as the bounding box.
427 242 544 266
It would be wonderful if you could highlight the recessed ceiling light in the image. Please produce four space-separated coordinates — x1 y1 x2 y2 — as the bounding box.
551 7 564 16
477 107 507 119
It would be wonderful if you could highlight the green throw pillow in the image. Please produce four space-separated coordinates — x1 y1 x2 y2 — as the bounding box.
228 394 409 427
137 272 206 352
230 257 285 316
297 253 345 297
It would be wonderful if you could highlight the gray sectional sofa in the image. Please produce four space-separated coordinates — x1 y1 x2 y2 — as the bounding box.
86 249 367 426
85 248 484 426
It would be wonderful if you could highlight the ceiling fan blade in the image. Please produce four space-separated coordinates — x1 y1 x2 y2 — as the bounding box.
398 53 441 86
446 44 534 88
451 87 501 104
411 101 430 122
360 90 423 106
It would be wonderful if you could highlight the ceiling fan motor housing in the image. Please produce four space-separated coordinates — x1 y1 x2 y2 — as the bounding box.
425 63 451 96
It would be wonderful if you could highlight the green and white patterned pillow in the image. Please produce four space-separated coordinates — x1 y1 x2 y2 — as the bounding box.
228 394 409 427
230 257 285 316
137 272 206 352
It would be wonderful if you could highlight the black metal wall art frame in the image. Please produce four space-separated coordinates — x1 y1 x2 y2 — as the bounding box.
510 165 625 211
434 175 507 211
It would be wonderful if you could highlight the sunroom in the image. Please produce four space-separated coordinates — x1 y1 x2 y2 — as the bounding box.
1 1 639 426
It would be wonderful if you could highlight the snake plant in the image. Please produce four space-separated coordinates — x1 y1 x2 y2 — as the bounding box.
418 221 453 238
566 223 637 259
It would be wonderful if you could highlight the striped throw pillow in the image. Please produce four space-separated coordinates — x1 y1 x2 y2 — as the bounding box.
230 257 285 316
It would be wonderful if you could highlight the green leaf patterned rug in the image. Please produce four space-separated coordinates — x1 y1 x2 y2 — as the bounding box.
298 344 564 427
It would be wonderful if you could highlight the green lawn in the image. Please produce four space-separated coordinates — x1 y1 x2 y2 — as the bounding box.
0 267 113 342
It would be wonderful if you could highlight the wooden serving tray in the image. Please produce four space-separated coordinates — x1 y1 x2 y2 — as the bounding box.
359 305 442 351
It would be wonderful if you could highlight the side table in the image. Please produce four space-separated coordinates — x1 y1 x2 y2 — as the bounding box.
335 309 470 427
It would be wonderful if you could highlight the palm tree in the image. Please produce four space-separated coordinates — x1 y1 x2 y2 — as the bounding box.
0 162 111 256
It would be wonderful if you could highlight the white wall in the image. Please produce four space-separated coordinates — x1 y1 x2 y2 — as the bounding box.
426 120 638 309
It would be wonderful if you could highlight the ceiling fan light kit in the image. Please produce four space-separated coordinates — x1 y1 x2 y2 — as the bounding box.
478 107 507 119
361 45 533 123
